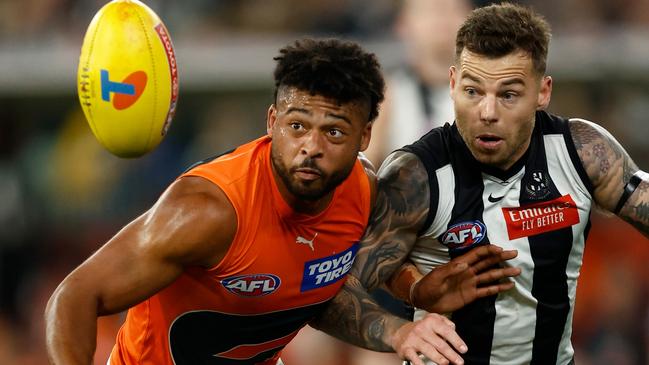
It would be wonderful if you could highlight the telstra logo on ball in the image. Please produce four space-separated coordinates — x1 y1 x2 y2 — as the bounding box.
100 69 148 110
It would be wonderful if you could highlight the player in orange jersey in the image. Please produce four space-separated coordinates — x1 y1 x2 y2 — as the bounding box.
45 38 518 365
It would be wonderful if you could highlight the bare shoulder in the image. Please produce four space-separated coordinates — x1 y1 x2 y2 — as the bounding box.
376 150 430 217
378 150 427 180
143 175 237 267
568 118 639 210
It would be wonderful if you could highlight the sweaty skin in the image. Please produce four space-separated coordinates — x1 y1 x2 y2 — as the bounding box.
452 50 551 170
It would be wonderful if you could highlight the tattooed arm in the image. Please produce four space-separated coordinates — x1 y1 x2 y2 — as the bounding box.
569 118 649 238
312 151 468 365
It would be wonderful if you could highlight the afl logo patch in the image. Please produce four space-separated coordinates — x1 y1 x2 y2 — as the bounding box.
525 170 551 200
221 274 281 297
441 221 487 249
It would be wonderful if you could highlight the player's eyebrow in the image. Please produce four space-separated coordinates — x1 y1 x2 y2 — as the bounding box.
285 107 351 125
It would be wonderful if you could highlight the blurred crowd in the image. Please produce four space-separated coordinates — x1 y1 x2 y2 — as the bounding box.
0 0 648 364
4 0 649 40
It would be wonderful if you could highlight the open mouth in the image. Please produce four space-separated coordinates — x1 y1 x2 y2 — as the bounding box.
478 134 501 142
476 134 503 149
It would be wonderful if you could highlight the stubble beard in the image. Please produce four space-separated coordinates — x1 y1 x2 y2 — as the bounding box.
458 119 535 170
270 150 354 202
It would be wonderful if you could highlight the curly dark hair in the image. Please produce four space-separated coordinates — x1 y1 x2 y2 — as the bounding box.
455 2 551 75
273 38 385 123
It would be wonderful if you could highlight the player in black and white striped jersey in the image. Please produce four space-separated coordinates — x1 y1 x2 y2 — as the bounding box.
314 3 649 365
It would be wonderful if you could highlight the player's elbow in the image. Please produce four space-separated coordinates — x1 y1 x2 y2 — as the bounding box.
46 271 101 326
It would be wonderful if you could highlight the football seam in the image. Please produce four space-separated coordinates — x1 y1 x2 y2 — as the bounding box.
132 3 158 153
81 6 110 152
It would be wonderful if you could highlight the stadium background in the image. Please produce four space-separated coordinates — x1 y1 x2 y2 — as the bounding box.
0 0 647 363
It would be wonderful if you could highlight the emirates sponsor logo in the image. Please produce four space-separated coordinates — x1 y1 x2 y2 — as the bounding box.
502 195 580 240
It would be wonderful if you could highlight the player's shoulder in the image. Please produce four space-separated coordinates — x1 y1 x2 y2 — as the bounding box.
377 150 427 184
566 117 615 150
567 117 606 134
146 176 237 267
163 176 235 217
167 174 221 197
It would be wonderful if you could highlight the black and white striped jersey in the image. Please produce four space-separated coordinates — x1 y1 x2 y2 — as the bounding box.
403 111 593 365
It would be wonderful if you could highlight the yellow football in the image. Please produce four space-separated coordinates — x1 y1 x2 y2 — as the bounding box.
78 0 179 158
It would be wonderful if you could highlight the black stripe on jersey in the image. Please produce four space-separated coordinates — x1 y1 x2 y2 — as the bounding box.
520 122 572 365
537 111 594 195
446 127 495 364
563 123 595 196
169 301 328 364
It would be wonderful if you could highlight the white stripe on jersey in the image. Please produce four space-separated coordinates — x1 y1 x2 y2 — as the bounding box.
411 165 455 274
482 168 538 365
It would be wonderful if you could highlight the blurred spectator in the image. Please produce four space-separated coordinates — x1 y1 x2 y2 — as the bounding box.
364 0 470 166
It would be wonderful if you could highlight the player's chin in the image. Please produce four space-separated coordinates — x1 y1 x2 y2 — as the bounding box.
292 181 330 201
473 151 508 168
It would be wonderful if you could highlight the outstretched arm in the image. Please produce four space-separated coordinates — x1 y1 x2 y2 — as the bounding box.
45 177 236 365
313 151 467 365
569 119 649 238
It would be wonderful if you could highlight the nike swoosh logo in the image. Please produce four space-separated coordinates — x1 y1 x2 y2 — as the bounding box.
488 193 504 203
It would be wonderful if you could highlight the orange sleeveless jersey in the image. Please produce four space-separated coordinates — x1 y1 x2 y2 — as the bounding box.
109 136 372 365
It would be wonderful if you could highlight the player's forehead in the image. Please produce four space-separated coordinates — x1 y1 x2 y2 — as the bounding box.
457 49 536 85
276 86 369 121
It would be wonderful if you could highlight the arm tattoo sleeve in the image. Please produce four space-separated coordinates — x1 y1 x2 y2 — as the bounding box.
311 151 432 350
570 119 649 238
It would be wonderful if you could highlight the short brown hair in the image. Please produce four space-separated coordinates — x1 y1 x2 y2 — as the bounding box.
455 2 551 75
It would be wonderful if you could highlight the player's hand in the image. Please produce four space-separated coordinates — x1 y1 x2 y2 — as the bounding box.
391 313 466 365
412 244 521 313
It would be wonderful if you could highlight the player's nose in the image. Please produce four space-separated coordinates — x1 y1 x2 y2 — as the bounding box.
479 94 499 124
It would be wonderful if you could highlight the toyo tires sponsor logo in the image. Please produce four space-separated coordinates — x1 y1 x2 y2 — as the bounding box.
441 221 487 249
301 243 359 292
221 273 281 297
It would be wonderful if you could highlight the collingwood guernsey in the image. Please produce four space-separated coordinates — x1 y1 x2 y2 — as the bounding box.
404 110 593 365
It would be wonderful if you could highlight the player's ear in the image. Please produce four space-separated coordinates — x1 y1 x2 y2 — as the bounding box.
537 76 552 110
359 121 372 152
266 104 277 137
449 66 458 98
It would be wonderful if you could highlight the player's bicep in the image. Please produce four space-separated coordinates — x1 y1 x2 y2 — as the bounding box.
351 151 430 290
570 119 638 209
569 119 649 237
65 176 236 315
